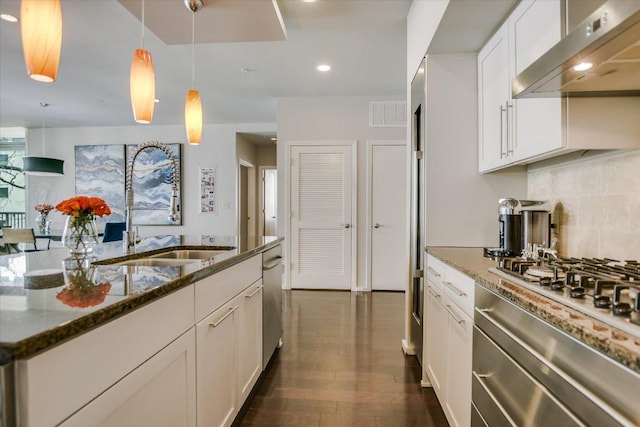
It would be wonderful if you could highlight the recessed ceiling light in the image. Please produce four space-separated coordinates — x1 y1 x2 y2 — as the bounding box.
270 137 277 141
0 13 18 23
573 62 593 72
154 99 160 103
317 64 331 72
303 0 316 3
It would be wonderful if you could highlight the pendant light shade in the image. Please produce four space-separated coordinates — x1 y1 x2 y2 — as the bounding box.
23 156 64 176
130 48 155 124
20 0 62 83
23 103 64 176
185 89 202 145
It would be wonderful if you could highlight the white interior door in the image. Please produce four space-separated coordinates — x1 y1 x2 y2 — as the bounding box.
262 169 277 236
289 144 354 290
370 143 408 291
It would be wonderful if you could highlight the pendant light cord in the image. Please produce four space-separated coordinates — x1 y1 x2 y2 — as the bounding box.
191 11 195 89
40 103 48 156
141 0 145 49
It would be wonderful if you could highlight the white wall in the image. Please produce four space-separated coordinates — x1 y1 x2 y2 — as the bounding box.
26 122 275 238
406 0 449 83
424 54 527 247
277 96 406 290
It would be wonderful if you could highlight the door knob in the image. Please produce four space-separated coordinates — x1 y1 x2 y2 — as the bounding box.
374 223 381 229
342 224 351 229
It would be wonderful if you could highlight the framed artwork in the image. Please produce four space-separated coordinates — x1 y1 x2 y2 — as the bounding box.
74 145 125 226
200 166 217 214
125 143 182 225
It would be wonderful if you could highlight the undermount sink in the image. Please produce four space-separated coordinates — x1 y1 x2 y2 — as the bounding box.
113 258 197 267
149 249 235 260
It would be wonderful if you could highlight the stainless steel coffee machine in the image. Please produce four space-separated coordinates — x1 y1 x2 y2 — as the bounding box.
486 198 551 258
521 209 552 249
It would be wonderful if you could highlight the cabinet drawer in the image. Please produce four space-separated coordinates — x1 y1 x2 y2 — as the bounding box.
16 285 194 427
442 266 475 318
195 255 261 322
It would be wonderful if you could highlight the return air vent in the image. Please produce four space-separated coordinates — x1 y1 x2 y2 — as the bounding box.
369 101 407 127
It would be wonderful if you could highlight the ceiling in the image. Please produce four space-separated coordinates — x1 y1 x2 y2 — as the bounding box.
0 0 515 131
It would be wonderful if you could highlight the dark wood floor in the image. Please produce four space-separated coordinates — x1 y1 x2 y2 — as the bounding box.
237 290 449 427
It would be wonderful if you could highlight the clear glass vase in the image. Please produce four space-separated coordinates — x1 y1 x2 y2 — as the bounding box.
35 212 52 235
62 215 99 255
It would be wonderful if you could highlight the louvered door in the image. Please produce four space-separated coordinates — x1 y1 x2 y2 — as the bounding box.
290 145 354 289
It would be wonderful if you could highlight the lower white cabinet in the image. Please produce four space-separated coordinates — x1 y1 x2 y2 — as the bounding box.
424 255 474 427
238 280 264 403
196 295 241 427
442 295 473 427
196 278 263 427
62 329 197 427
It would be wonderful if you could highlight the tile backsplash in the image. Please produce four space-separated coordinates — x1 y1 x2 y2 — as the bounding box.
528 150 640 260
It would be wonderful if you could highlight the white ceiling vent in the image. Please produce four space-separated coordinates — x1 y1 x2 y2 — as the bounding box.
369 101 406 128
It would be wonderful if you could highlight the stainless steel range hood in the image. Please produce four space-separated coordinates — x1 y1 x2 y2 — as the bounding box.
513 0 640 98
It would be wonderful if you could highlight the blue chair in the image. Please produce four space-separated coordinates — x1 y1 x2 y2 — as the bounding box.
102 222 126 243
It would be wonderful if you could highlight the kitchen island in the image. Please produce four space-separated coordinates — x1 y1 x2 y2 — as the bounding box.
0 234 283 427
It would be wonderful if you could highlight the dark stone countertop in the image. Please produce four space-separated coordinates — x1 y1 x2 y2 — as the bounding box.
426 246 640 375
0 234 283 364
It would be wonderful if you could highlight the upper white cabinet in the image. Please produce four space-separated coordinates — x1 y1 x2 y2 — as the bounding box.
478 24 512 171
478 0 640 173
478 0 562 172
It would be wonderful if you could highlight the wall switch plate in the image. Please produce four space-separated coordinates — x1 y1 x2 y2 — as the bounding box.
223 201 230 209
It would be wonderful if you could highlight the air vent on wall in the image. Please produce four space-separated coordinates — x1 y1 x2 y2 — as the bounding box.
369 101 406 128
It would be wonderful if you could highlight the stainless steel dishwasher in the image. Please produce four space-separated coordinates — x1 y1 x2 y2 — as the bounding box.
262 245 283 369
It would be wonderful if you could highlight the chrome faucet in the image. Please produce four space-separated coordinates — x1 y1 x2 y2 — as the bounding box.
125 141 180 252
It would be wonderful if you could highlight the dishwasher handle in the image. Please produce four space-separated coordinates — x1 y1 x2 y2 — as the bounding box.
263 256 282 271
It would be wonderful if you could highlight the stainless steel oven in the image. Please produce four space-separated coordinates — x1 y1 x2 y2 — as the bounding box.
473 284 640 426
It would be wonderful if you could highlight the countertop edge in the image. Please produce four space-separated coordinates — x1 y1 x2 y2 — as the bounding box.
426 246 640 375
0 237 284 363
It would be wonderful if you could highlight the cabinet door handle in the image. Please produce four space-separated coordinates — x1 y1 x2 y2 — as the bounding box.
263 256 282 271
209 306 238 328
426 266 440 277
506 102 514 155
499 104 507 158
245 285 263 299
445 304 466 324
443 281 467 297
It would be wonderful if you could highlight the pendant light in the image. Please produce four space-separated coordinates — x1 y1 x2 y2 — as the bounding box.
23 103 64 176
130 0 155 124
185 0 203 145
20 0 62 83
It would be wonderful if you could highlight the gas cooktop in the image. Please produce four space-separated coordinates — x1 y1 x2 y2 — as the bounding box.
488 254 640 339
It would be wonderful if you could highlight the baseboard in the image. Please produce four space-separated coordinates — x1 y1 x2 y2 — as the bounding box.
401 339 415 355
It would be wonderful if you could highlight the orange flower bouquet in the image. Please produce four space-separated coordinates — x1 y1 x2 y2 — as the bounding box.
56 196 111 255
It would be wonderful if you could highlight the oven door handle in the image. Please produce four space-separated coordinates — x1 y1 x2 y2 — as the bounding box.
474 307 628 425
472 370 518 427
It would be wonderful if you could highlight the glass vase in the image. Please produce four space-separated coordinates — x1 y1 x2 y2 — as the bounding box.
62 215 99 256
35 212 52 235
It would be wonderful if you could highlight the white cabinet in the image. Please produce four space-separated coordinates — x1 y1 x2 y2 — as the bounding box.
196 295 241 427
238 280 264 403
478 0 562 172
424 254 474 427
61 329 197 427
16 285 195 427
478 0 640 172
194 254 263 427
478 24 512 171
